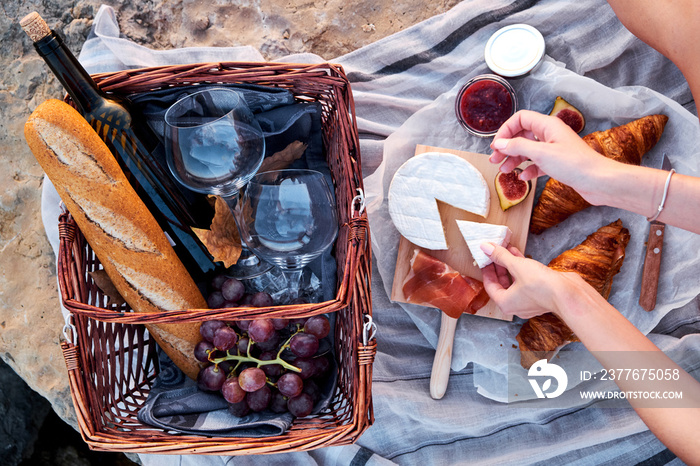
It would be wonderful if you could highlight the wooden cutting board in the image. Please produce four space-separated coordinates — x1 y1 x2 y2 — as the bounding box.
390 144 536 321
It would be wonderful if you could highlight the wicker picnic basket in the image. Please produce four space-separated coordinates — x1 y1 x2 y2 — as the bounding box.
56 62 375 455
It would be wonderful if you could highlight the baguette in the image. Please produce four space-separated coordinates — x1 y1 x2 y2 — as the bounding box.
25 99 207 379
516 219 630 368
530 114 668 234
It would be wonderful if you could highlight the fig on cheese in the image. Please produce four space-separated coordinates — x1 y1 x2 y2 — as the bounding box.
495 168 531 211
549 96 585 133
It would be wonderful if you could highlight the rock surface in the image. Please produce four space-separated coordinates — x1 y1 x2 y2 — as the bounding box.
0 0 454 438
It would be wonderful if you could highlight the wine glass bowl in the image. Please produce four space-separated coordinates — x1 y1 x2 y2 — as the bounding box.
164 88 265 198
236 169 338 291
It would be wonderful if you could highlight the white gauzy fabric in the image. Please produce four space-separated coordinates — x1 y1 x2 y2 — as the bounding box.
39 1 700 465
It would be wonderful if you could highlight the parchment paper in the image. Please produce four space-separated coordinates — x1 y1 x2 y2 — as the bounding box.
364 57 700 400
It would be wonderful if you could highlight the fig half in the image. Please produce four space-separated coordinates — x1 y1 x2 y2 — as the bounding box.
549 96 585 133
495 168 531 211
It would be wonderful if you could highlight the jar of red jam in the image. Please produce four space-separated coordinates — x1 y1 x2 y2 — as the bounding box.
455 74 517 137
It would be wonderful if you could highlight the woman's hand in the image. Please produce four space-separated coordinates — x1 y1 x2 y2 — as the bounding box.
489 110 620 206
480 242 593 319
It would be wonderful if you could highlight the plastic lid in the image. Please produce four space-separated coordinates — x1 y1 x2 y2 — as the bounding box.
484 24 545 77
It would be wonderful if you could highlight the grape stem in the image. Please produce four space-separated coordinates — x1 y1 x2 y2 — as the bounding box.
208 329 304 373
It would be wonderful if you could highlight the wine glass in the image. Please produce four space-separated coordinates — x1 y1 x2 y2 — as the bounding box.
164 87 270 278
164 87 264 197
235 169 338 301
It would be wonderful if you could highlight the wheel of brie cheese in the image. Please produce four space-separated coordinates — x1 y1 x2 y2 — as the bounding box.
456 219 512 268
388 152 490 250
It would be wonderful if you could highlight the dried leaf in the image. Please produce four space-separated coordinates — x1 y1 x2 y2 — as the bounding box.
258 141 307 172
89 269 126 307
192 196 242 268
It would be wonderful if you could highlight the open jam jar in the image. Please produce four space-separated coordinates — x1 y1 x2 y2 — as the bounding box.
455 74 517 137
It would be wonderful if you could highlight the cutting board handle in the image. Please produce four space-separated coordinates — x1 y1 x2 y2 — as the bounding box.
430 313 459 399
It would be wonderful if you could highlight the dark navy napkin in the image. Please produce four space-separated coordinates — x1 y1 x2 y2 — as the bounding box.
137 346 338 437
137 349 294 437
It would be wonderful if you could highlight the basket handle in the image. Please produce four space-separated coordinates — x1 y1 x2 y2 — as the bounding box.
349 188 368 246
351 188 366 217
58 212 87 304
351 189 375 365
61 340 80 371
60 338 100 439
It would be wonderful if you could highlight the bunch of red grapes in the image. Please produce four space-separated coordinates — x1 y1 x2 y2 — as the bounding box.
196 277 333 418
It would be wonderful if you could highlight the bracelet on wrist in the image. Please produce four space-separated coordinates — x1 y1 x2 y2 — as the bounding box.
647 169 675 222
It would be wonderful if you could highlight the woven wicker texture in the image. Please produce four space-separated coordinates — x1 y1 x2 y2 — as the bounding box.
57 62 374 455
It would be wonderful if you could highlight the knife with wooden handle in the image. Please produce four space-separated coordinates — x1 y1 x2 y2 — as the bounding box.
639 222 665 311
639 154 672 311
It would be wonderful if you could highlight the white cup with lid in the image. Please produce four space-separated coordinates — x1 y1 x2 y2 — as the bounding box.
484 24 545 78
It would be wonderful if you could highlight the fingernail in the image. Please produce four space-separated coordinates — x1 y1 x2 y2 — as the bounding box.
480 242 495 255
492 139 508 150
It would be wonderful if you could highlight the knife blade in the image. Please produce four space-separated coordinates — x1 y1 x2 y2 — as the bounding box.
639 154 672 311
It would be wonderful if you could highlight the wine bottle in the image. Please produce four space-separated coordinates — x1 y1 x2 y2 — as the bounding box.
21 12 219 280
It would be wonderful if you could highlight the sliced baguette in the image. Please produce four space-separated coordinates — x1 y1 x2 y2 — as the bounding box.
25 99 206 379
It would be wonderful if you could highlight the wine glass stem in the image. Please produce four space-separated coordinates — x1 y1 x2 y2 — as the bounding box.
222 194 272 278
283 269 304 300
237 248 260 266
223 194 240 216
222 194 255 260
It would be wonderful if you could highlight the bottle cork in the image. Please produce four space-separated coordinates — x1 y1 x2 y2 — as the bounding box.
20 12 51 42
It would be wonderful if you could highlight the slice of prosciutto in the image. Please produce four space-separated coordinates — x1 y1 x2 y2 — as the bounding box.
401 249 489 318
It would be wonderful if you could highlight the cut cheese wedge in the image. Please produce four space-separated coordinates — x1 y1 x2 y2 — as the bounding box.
456 219 512 268
388 152 490 250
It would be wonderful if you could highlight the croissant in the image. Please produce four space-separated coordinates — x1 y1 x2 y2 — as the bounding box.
530 114 669 234
516 219 630 368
